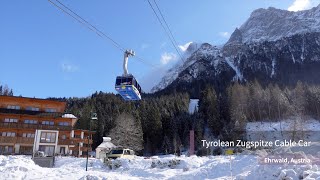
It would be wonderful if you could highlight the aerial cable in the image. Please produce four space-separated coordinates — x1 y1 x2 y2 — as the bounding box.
48 0 157 68
153 0 181 56
148 0 184 62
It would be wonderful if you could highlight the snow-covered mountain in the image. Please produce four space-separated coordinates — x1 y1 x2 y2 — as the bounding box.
151 4 320 95
233 5 320 44
150 42 201 92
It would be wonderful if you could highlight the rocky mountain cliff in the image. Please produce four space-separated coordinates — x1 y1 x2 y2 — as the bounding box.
151 5 320 96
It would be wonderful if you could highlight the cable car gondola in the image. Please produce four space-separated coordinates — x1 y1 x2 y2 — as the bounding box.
115 50 142 101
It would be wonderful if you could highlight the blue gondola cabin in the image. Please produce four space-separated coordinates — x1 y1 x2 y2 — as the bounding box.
115 75 142 101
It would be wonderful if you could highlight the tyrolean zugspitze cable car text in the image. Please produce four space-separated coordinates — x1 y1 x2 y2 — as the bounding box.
115 50 142 101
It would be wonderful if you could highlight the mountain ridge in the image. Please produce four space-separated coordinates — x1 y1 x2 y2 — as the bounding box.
151 4 320 95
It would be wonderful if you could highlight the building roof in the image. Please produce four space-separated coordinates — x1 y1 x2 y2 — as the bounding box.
62 114 77 119
0 95 65 102
97 137 116 149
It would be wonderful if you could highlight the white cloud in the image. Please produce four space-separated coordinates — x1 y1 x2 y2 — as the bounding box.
61 62 79 73
178 42 193 52
160 52 177 65
219 32 230 38
288 0 320 11
141 43 150 50
139 66 168 93
160 42 167 49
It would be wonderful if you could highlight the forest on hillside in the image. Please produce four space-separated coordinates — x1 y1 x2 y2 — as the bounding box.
2 81 320 155
61 80 320 156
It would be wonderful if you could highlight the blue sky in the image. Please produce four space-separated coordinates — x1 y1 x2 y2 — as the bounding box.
1 0 318 98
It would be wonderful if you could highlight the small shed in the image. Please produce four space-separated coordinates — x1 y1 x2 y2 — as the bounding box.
96 137 116 159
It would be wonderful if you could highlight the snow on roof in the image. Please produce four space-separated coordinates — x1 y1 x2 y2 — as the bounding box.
97 137 116 149
188 99 199 114
62 114 77 119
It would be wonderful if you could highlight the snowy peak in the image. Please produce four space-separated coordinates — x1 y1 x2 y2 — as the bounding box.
150 43 220 93
151 4 320 94
228 4 320 44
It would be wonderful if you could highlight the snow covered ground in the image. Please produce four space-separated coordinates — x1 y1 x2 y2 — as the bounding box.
0 152 319 180
1 120 319 179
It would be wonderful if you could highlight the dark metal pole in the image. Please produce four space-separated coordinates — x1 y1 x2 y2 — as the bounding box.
85 119 91 171
85 112 96 171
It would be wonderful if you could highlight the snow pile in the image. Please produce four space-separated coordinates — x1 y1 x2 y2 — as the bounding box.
188 99 199 114
0 153 319 179
246 119 320 142
224 57 243 81
245 150 320 180
62 114 77 119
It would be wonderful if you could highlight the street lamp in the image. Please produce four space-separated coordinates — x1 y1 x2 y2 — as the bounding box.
86 112 97 171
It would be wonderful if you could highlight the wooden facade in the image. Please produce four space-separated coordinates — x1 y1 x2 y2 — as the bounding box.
0 95 93 156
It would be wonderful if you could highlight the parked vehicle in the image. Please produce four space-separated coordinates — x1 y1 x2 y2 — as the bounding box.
106 148 135 159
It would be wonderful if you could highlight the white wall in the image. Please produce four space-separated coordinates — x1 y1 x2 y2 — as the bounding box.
34 129 59 154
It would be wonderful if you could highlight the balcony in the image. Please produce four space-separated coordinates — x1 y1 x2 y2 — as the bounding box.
58 139 74 145
73 138 93 144
0 122 72 131
0 136 34 144
0 108 64 118
83 139 93 144
69 146 79 151
17 137 34 144
58 138 93 145
80 147 92 152
69 146 92 152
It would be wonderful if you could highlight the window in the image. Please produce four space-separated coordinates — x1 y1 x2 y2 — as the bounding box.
7 105 20 110
39 145 55 156
19 146 32 155
22 133 35 138
4 118 18 123
58 122 69 126
124 150 130 155
116 78 121 86
26 107 39 111
74 135 81 138
1 132 16 137
24 120 38 124
45 108 57 113
40 132 56 143
61 134 66 140
127 77 133 85
0 146 14 154
110 150 123 154
60 147 66 154
42 121 54 126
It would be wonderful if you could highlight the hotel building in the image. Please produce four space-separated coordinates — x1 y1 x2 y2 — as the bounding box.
0 96 93 157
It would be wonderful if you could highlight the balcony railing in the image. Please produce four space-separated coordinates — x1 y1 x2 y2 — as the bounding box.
80 147 92 152
17 137 34 144
83 139 93 144
69 146 92 151
0 122 72 131
0 136 34 144
58 139 74 145
0 108 64 118
69 146 79 151
58 138 93 145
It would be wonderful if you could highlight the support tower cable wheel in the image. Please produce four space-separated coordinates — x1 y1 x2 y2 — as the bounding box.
115 50 142 101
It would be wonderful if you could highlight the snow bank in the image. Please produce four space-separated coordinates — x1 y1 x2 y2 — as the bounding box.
0 153 319 179
246 119 320 143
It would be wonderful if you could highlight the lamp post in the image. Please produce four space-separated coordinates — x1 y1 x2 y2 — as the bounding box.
86 112 97 171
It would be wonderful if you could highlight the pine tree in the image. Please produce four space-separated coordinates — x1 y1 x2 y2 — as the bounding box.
108 113 144 153
199 86 221 136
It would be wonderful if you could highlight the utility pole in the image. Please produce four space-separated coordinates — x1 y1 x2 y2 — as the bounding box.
86 112 97 171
